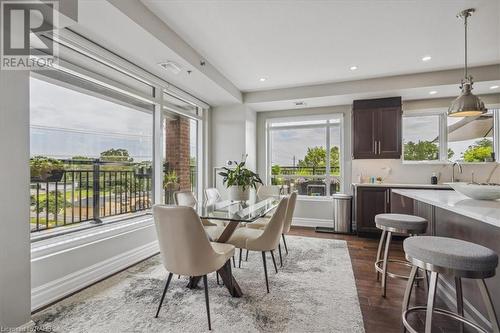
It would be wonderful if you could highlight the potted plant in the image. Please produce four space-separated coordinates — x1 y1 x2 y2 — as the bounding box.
30 156 64 182
163 170 179 204
218 160 262 201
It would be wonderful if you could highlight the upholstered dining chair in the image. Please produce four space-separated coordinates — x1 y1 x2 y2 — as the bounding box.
246 192 297 266
174 190 232 268
153 205 235 331
204 188 222 205
174 190 225 233
226 196 289 293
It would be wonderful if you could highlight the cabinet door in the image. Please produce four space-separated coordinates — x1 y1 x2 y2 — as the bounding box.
352 109 376 159
356 187 390 235
376 107 401 159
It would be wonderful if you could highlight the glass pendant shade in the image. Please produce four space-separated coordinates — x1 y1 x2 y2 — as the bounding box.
448 82 487 117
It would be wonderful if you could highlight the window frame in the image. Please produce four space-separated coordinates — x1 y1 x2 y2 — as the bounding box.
30 29 208 235
402 108 500 164
266 114 344 197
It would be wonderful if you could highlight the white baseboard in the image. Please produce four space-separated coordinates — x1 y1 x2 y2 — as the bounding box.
292 217 333 228
14 320 35 331
32 241 159 311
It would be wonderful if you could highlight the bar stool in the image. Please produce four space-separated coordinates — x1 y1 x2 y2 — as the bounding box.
402 236 499 333
374 213 428 297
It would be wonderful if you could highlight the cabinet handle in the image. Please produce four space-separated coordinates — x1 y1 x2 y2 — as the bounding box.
378 140 381 154
386 190 390 204
374 140 377 154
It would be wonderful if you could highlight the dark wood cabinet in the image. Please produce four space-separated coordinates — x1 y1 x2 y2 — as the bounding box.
352 97 402 159
355 187 390 235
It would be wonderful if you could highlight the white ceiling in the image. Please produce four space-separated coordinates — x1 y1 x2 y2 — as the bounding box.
142 0 500 92
71 0 241 106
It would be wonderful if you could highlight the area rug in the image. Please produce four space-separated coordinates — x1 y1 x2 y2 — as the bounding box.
33 236 365 333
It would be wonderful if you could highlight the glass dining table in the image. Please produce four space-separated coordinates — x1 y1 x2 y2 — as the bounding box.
187 196 280 297
199 196 280 242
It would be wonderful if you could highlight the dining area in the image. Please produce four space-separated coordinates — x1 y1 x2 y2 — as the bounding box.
153 186 297 330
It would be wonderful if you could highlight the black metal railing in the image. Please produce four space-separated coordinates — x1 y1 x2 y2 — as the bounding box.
30 160 152 232
271 165 341 196
272 165 340 176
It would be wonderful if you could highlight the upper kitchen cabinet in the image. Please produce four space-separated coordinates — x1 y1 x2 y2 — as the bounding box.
352 97 402 159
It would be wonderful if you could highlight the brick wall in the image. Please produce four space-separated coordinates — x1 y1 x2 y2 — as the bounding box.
165 117 192 191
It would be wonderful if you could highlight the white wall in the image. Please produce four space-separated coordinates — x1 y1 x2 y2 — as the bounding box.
352 159 500 185
211 104 257 198
0 71 32 328
31 219 158 310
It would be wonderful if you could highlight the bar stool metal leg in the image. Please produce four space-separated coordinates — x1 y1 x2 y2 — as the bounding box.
402 265 418 333
425 271 439 333
381 231 392 297
477 279 500 333
376 229 387 281
455 277 464 332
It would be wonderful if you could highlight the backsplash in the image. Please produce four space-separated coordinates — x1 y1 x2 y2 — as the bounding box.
352 159 500 185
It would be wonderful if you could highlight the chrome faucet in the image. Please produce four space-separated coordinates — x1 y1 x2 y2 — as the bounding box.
451 161 463 182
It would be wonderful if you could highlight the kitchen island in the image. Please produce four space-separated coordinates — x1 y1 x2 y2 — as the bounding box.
392 189 500 329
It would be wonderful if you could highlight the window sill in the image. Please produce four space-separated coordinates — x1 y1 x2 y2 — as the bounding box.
31 214 154 259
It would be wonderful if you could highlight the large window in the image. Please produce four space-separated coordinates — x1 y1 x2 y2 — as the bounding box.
448 110 495 162
30 76 154 232
268 116 342 196
403 115 441 161
402 109 498 163
28 31 207 236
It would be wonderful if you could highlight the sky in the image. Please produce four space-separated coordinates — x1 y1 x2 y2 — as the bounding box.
271 123 341 166
30 77 197 162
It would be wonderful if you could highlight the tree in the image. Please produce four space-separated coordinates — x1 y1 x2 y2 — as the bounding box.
296 146 340 174
271 164 281 175
462 138 493 162
404 140 454 161
100 148 133 162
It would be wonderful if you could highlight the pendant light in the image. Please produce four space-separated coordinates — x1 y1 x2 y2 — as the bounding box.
448 8 487 117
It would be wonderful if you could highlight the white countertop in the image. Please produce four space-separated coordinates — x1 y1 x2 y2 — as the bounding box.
392 189 500 228
352 183 451 189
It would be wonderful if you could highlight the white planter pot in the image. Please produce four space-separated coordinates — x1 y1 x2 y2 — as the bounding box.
228 186 250 201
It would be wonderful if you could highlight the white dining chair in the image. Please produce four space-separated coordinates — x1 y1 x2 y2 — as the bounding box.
246 192 297 266
153 205 235 330
174 190 225 236
204 188 222 205
225 197 288 293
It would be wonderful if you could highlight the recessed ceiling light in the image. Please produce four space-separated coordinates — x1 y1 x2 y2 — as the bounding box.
490 85 499 90
422 56 432 62
349 66 358 71
259 77 267 82
429 90 438 95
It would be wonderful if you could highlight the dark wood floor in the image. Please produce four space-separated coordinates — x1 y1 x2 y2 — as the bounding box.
288 227 463 333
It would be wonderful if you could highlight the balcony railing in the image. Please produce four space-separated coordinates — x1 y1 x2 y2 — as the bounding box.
30 160 152 233
271 165 341 196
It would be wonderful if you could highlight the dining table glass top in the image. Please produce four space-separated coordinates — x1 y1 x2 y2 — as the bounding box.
198 197 279 222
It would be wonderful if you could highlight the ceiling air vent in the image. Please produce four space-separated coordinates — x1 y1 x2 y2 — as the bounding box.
294 101 307 107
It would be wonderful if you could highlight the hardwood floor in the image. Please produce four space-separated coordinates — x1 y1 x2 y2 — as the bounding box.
289 227 463 333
